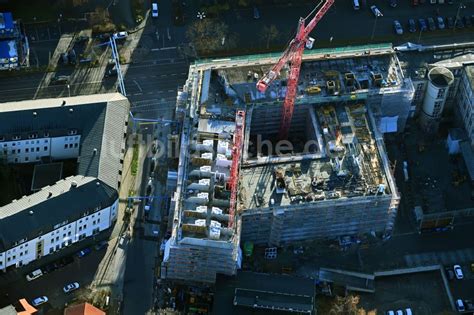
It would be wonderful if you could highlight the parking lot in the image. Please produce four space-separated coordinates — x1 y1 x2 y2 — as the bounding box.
447 263 474 312
358 272 451 314
0 232 110 312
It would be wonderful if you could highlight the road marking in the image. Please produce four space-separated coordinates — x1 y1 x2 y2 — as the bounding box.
167 89 174 92
133 93 143 96
171 73 177 76
180 72 187 75
132 80 143 92
151 46 177 52
161 74 167 77
147 91 153 94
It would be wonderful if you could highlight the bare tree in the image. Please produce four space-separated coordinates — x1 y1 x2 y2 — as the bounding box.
186 19 229 55
329 295 367 315
261 24 279 49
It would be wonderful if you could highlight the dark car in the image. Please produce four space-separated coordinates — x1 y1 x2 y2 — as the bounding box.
68 49 76 65
463 15 472 27
51 75 69 85
427 17 436 31
94 241 108 251
390 0 397 7
419 18 428 31
447 16 455 28
105 67 117 77
409 19 417 32
455 17 465 28
76 248 91 258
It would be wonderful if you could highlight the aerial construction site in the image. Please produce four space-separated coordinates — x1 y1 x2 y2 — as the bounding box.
161 1 415 284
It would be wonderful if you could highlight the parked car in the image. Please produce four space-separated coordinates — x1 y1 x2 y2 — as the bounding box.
253 6 260 19
26 269 43 281
446 268 455 280
454 264 464 279
447 16 455 28
390 0 397 7
105 66 117 77
393 20 403 34
456 299 465 312
94 241 109 251
31 296 48 307
386 311 395 315
464 299 474 311
151 2 158 18
51 75 69 85
395 310 403 315
370 5 383 17
63 282 80 293
113 31 128 40
464 15 472 27
437 16 445 29
427 17 436 30
408 19 417 32
405 308 413 315
419 18 428 31
76 248 91 258
68 49 76 65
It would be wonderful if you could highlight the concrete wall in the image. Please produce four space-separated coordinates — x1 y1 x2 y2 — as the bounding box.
241 195 394 246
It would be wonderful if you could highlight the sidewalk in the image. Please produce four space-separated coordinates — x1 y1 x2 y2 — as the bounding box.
89 135 137 313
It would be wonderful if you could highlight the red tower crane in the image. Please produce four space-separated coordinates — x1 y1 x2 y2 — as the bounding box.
256 0 335 140
227 110 245 229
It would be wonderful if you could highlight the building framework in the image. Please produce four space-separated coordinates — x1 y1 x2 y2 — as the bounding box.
162 43 410 283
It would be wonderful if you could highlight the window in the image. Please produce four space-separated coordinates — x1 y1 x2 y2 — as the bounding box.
44 139 48 143
36 147 40 152
14 158 18 163
12 255 15 260
93 220 96 225
25 148 29 153
55 236 59 241
74 143 78 148
69 143 73 148
64 144 68 149
44 146 47 151
437 88 446 98
79 226 82 231
7 257 10 262
17 149 21 153
25 250 28 254
11 149 15 154
20 252 23 256
63 234 66 238
25 157 29 162
97 218 100 223
68 231 71 236
49 248 54 254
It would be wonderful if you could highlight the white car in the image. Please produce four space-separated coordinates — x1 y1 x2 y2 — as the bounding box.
113 31 128 40
26 269 43 282
405 308 413 315
456 299 465 312
393 20 403 35
370 5 383 17
151 3 158 18
31 296 48 307
396 310 403 315
386 311 395 315
454 265 464 279
63 282 80 293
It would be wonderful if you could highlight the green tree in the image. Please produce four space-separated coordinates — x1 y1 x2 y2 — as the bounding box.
329 295 367 315
261 24 279 49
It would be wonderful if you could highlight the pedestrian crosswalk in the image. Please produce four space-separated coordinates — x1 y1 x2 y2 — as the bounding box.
405 248 474 267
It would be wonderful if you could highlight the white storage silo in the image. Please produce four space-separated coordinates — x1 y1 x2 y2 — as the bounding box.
420 67 454 133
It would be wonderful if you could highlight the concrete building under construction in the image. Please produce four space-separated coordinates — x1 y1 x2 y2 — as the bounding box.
162 43 412 283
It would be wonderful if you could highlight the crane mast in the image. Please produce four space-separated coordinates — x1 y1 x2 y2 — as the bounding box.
256 0 334 139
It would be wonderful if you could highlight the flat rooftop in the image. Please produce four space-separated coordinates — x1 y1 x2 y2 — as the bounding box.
213 272 315 315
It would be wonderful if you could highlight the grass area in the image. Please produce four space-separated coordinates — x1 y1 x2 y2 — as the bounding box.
131 135 139 176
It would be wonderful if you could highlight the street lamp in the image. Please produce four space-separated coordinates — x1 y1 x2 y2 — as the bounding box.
454 2 466 31
197 12 206 20
67 84 71 97
370 15 379 41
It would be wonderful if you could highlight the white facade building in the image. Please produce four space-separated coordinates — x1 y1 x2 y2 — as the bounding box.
0 176 118 271
0 94 130 272
457 65 474 146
